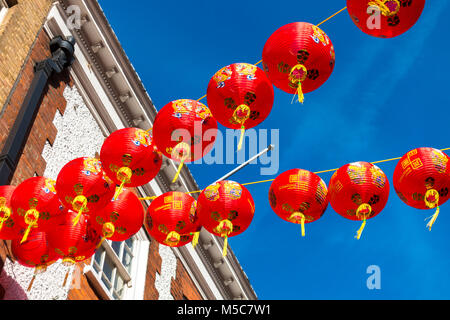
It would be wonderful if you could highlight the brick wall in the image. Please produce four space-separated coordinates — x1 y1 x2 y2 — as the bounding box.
0 0 53 110
171 259 203 300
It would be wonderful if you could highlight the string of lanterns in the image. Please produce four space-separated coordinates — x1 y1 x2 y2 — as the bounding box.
0 1 440 292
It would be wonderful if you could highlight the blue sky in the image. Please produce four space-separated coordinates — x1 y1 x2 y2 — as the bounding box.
98 0 450 299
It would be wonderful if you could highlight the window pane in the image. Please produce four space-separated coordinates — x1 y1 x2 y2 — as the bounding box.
125 238 134 250
111 241 122 257
102 256 115 282
94 247 104 267
122 250 133 272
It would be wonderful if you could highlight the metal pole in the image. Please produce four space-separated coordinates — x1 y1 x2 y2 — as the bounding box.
213 144 275 184
0 36 75 185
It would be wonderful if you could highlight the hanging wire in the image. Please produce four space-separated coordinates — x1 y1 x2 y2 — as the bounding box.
138 147 450 200
195 6 348 103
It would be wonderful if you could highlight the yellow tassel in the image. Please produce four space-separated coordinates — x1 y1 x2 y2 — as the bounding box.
191 232 200 248
27 274 36 292
237 126 245 151
222 235 228 257
72 195 87 226
296 83 305 104
72 208 84 227
172 160 184 183
426 206 440 231
62 269 70 287
113 181 126 201
355 217 367 240
300 214 306 237
96 237 106 249
20 224 34 244
0 207 11 232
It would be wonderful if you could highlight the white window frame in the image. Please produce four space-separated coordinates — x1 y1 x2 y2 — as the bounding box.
86 229 150 300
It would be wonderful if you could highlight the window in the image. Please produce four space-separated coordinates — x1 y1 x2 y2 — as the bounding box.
92 237 136 300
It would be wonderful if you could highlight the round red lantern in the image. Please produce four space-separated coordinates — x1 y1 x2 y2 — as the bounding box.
144 191 199 248
207 63 274 150
11 231 59 291
11 177 64 243
197 180 255 256
100 127 163 199
0 186 22 240
152 99 218 182
328 162 390 239
56 157 115 226
47 209 101 285
269 169 329 237
347 0 425 38
393 147 450 230
92 189 145 243
262 22 335 103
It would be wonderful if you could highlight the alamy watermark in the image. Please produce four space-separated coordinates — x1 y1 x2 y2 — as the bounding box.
366 265 381 290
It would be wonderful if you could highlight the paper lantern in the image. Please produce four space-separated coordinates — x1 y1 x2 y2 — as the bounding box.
92 189 145 243
0 186 22 240
207 63 274 150
328 162 390 239
144 191 200 248
56 157 115 226
11 177 64 243
197 180 255 256
11 231 58 291
152 99 218 182
269 169 328 237
100 127 162 199
393 147 450 230
47 209 101 286
262 22 335 103
347 0 425 38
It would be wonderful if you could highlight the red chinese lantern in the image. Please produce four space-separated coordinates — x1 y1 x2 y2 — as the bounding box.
152 99 218 182
393 147 450 230
262 22 335 103
347 0 425 38
207 63 274 150
56 157 115 226
269 169 329 237
328 162 390 239
0 186 22 240
197 180 255 256
92 189 145 244
100 127 163 199
47 209 101 286
11 231 59 291
11 177 64 243
144 191 200 248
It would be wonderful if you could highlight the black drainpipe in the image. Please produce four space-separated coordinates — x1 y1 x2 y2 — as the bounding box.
0 36 76 185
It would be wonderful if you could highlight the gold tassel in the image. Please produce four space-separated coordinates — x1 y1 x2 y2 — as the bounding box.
426 206 440 231
222 235 228 257
20 224 34 244
20 209 39 244
27 274 36 292
237 126 245 151
355 217 367 240
62 269 70 287
113 181 125 201
296 83 305 104
191 231 200 248
71 195 87 226
0 207 11 232
172 160 184 183
300 214 306 237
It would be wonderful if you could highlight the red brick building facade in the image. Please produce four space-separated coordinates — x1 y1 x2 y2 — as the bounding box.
0 0 256 300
